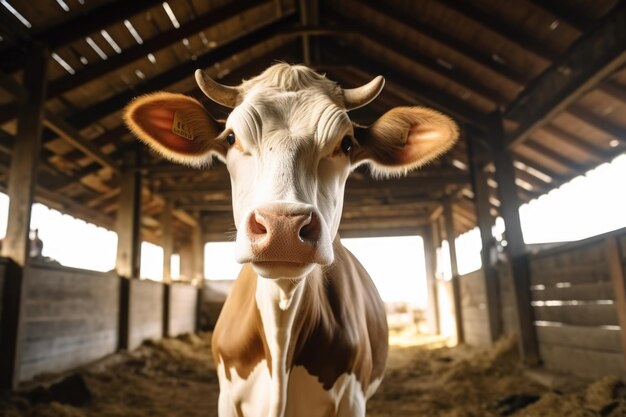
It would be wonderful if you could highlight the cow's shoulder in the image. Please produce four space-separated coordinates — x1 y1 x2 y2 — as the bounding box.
212 264 271 380
292 244 388 391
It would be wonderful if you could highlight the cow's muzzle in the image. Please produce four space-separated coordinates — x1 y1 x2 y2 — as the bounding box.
236 203 333 278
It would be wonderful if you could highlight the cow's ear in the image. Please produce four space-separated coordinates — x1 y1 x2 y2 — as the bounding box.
352 106 458 177
124 92 225 166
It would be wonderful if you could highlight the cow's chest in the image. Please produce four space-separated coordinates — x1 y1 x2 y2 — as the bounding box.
217 359 368 417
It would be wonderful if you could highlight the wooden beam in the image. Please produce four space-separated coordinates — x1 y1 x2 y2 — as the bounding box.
422 224 440 335
525 0 595 32
490 114 539 364
191 216 205 285
437 0 555 61
1 0 164 73
326 11 509 105
1 45 48 266
115 151 142 278
505 3 626 148
43 111 120 173
606 235 626 366
0 72 26 100
598 79 626 103
467 135 501 342
47 0 267 98
162 199 173 284
321 43 489 128
443 197 463 344
567 105 626 143
63 13 298 130
357 0 528 85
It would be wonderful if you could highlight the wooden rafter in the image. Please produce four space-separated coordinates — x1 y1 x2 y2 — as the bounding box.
356 0 529 85
505 2 626 148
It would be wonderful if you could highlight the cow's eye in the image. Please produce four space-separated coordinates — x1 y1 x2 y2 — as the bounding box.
341 136 353 154
226 132 236 146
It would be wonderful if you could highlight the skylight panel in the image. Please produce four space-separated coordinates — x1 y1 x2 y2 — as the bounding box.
55 0 69 12
86 36 108 60
162 2 180 29
147 53 157 64
52 52 75 75
101 30 122 54
1 1 31 28
124 19 143 45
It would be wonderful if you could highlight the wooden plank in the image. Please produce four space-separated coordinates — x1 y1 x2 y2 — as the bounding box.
607 236 626 364
530 263 611 286
48 0 267 98
422 224 440 334
536 324 623 353
539 344 626 378
532 281 614 301
115 151 142 278
43 111 120 173
444 198 463 344
490 115 539 364
358 0 528 85
1 0 164 73
191 220 205 286
1 45 48 266
533 304 619 327
162 200 173 284
505 2 626 149
467 135 501 341
64 13 298 131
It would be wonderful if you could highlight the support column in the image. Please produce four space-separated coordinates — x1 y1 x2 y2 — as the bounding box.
115 149 142 279
468 135 502 342
1 44 49 265
162 199 173 284
191 217 204 286
490 113 539 364
422 223 440 335
444 198 464 344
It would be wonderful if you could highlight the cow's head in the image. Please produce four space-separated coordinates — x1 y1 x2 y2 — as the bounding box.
124 64 458 279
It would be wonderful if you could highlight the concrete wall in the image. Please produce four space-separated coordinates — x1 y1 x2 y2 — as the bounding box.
127 279 164 350
167 283 198 337
18 263 120 382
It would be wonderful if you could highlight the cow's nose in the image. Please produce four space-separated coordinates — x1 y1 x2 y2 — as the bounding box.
247 209 321 261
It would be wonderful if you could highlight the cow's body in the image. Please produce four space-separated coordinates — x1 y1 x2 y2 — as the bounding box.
213 240 387 417
124 63 458 417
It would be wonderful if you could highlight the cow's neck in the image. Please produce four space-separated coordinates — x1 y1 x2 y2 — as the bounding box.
255 275 305 417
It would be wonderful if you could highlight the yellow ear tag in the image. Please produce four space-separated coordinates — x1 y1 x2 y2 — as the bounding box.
172 111 194 141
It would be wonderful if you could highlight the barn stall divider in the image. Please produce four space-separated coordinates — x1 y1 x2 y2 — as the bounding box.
456 227 626 378
0 261 199 390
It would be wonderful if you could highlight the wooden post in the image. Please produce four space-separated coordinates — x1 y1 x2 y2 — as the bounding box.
1 44 49 265
607 236 626 363
444 198 464 344
422 224 440 334
467 134 502 342
191 217 204 286
115 149 142 278
162 199 173 284
490 113 539 364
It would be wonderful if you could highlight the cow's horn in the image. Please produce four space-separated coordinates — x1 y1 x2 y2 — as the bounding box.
342 75 385 111
195 69 240 108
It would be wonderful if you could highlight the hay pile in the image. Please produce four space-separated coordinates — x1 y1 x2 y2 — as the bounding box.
1 333 625 416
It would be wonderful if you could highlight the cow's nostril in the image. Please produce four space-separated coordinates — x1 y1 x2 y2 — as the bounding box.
299 213 321 243
249 211 268 236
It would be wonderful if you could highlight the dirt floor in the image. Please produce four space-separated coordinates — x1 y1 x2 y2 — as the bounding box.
1 332 625 417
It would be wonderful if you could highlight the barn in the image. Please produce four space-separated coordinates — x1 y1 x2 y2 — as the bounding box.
0 0 625 416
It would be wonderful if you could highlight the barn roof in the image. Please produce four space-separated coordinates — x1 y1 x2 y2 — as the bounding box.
0 0 625 245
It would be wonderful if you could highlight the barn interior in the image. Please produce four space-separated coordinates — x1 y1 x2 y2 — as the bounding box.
0 0 626 415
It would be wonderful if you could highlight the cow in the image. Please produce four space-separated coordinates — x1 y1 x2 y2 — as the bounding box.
124 63 458 417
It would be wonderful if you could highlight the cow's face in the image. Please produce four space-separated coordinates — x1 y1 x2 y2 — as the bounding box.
124 64 458 279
